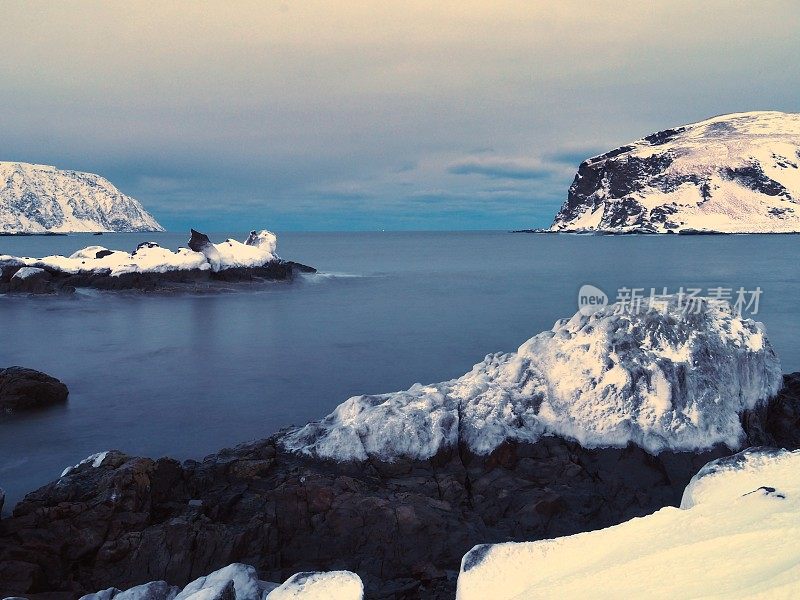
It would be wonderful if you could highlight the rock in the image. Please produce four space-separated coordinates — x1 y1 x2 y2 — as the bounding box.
8 267 55 294
549 111 800 233
114 581 179 600
0 367 69 412
79 588 122 600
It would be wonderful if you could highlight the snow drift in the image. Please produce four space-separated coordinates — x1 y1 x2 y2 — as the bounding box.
456 447 800 599
282 296 782 460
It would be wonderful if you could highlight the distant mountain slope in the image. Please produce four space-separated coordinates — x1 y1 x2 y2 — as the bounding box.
550 111 800 233
0 162 163 233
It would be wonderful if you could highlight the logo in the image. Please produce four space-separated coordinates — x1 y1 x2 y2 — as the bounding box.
578 284 608 316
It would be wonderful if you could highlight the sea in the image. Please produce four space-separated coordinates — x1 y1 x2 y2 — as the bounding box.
1 231 798 512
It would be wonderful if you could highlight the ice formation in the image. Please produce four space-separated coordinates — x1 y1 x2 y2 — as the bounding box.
456 447 800 599
282 297 782 460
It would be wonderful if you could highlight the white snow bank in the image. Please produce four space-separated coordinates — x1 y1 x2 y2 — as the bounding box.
61 451 110 477
456 447 800 600
0 230 280 276
282 297 782 460
681 446 796 509
266 571 363 600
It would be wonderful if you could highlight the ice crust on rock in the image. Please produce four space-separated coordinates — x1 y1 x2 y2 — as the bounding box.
0 230 280 277
456 447 800 600
265 571 363 600
282 297 782 460
78 566 360 600
173 563 268 600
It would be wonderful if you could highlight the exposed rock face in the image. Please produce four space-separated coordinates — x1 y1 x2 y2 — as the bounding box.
0 162 163 233
550 111 800 233
1 374 798 599
0 367 69 412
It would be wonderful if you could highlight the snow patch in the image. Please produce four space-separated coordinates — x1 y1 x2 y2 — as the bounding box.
61 451 110 478
282 297 782 460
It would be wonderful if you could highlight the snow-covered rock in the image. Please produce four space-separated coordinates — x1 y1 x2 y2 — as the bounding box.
282 296 782 460
456 447 800 600
265 571 363 600
112 581 180 600
0 161 163 233
77 567 360 600
173 563 269 600
0 230 280 278
550 111 800 233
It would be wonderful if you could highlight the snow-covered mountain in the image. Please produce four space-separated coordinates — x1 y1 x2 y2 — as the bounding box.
0 161 163 233
550 111 800 233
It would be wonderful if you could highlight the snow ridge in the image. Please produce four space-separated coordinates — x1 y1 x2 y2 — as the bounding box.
0 161 163 233
550 111 800 233
282 297 782 460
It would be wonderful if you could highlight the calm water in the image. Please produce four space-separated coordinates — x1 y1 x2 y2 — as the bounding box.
1 231 799 511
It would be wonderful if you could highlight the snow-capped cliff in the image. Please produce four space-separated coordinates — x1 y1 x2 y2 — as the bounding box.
550 111 800 233
281 296 782 461
0 161 163 233
457 448 800 599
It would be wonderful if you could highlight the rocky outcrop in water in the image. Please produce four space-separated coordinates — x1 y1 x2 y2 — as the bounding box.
0 230 315 294
0 367 68 413
1 374 798 600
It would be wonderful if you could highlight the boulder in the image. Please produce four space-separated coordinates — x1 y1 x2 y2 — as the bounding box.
0 367 68 412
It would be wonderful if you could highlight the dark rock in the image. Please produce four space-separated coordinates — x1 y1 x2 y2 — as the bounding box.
7 268 56 294
2 375 798 599
0 367 69 412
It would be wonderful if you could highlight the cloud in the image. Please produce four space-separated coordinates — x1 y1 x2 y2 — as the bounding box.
545 147 606 167
447 158 552 180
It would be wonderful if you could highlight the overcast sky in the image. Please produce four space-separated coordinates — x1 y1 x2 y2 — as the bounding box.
1 1 798 231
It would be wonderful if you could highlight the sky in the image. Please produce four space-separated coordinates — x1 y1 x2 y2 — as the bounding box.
1 1 798 231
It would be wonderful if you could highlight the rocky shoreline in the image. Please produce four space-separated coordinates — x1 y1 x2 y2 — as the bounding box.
0 230 315 294
1 373 798 599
